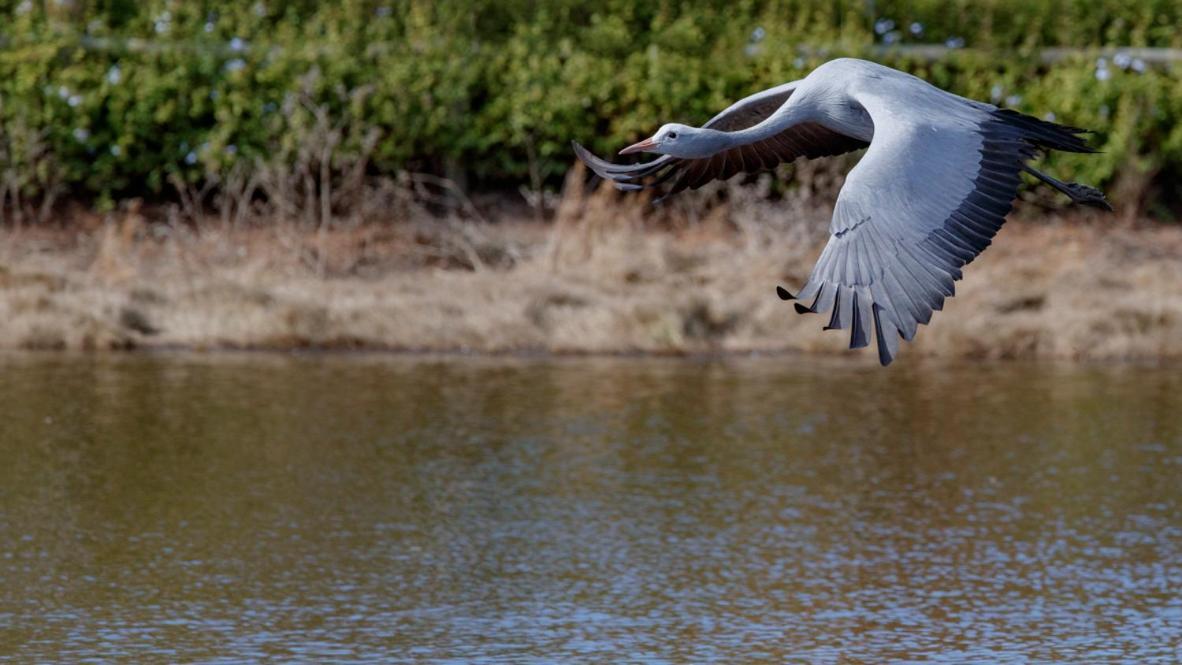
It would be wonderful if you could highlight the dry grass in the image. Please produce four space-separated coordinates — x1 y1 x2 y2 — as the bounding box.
0 172 1178 364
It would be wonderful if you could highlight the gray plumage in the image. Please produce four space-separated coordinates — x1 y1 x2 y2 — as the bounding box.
573 58 1110 365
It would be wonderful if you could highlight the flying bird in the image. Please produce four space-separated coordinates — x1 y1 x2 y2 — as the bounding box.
573 58 1110 365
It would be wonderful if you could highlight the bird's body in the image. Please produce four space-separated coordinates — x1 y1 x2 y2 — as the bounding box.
574 58 1109 365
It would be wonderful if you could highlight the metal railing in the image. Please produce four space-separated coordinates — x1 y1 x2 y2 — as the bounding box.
870 44 1182 64
1 34 1181 65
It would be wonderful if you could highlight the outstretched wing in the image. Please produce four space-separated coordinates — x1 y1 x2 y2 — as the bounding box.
787 101 1097 366
573 81 868 199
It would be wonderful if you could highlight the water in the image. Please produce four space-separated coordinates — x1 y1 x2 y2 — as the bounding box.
0 353 1179 662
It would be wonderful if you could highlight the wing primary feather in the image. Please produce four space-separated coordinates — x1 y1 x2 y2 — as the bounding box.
718 150 740 180
891 252 940 320
919 240 965 272
934 228 979 256
860 220 912 331
849 289 872 349
900 245 955 297
879 268 922 340
666 161 705 197
688 156 721 190
950 210 998 237
825 287 852 330
872 304 899 366
742 144 765 172
813 282 837 315
571 142 674 180
948 215 993 246
926 232 975 264
731 147 748 175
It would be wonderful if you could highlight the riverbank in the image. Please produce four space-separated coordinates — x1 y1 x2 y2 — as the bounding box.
0 192 1178 363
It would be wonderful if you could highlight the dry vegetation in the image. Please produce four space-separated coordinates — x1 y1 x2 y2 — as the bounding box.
0 161 1178 365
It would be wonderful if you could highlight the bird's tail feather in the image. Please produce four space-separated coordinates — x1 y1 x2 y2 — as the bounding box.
993 108 1097 154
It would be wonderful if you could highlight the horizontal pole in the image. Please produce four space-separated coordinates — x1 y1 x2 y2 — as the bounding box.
2 35 1182 65
868 44 1182 64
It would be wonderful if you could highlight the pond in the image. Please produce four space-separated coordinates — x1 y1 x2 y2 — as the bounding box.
0 353 1179 662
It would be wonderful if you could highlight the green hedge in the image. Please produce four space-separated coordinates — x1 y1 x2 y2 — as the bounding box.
1 0 1181 213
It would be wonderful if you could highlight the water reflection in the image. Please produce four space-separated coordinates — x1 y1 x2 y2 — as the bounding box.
0 354 1178 661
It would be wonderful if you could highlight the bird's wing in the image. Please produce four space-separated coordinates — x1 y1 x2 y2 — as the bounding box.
701 81 800 130
572 81 868 200
787 100 1094 366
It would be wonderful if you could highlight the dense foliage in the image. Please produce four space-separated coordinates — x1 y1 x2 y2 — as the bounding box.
1 0 1180 215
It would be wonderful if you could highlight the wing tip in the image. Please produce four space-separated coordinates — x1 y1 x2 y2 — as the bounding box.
571 140 591 161
872 304 901 366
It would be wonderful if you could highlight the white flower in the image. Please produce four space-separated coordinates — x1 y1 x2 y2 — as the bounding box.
1005 94 1022 107
1043 112 1056 122
751 26 766 42
106 65 122 85
110 145 122 157
185 151 198 165
68 95 82 107
72 128 89 142
909 22 923 36
874 18 895 36
229 37 246 52
990 84 1004 102
1131 58 1146 73
225 59 246 73
1095 67 1111 81
945 36 965 49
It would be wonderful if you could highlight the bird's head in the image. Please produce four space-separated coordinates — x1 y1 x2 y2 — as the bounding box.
619 123 721 159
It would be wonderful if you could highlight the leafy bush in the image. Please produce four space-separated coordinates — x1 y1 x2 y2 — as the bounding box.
0 0 1180 218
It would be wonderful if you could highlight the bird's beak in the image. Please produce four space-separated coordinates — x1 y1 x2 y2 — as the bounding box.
619 137 657 155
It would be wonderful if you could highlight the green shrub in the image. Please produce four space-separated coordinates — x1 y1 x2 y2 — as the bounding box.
0 0 1179 217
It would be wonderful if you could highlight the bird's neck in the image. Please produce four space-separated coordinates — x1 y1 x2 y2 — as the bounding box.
721 104 812 148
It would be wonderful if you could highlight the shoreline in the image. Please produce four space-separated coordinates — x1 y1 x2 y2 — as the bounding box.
31 345 1182 367
0 199 1178 364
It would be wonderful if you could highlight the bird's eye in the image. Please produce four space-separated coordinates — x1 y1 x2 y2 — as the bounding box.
667 132 678 140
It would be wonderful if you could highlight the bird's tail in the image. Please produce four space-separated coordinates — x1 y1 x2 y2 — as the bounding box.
993 108 1097 154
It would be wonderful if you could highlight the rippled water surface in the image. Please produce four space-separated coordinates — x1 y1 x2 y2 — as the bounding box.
0 353 1179 662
